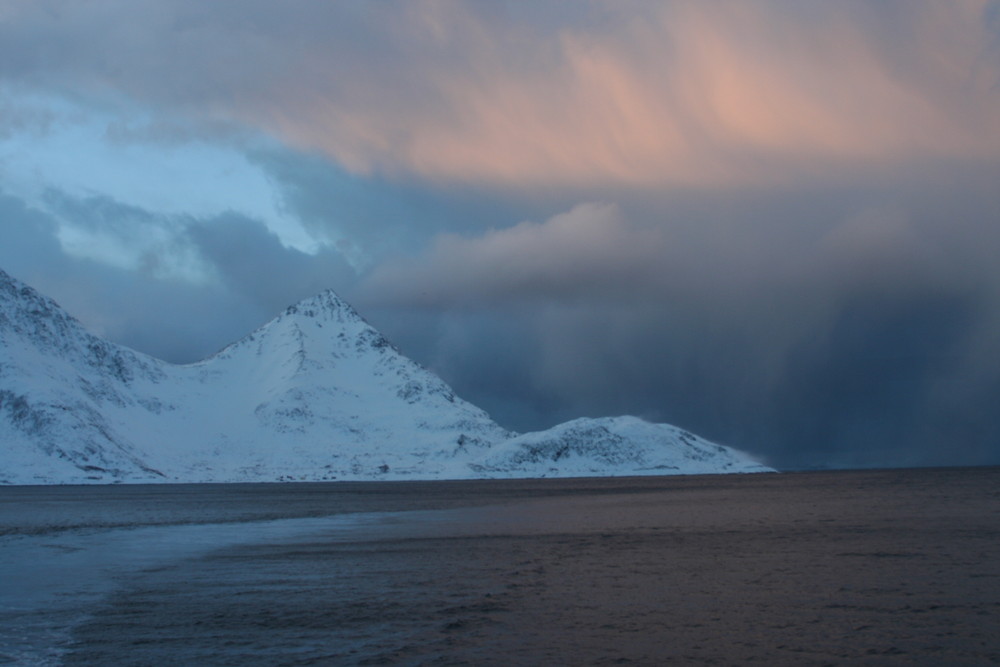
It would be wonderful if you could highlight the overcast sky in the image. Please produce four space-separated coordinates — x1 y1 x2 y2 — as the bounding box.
2 0 999 469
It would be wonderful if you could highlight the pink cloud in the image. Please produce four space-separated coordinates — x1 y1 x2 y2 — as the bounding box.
3 1 998 188
275 1 1000 187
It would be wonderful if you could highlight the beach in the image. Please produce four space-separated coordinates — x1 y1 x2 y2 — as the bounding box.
2 468 998 665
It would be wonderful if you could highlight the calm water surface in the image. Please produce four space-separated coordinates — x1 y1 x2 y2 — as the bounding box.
1 469 999 665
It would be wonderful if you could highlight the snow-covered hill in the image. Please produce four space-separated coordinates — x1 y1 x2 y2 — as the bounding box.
0 268 773 484
474 416 772 476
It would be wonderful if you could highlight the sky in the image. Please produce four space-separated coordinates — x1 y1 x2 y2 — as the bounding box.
2 0 999 470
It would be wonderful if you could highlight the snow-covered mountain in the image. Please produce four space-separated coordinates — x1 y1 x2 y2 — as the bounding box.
0 268 773 484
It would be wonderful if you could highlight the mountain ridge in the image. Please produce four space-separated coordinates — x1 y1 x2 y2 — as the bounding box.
0 268 774 484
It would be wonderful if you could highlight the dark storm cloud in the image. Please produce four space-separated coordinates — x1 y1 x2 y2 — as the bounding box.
184 213 356 316
360 175 1000 469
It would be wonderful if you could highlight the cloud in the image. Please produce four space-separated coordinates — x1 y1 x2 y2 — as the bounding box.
361 202 664 305
1 1 998 188
361 197 971 319
184 212 356 314
0 91 56 140
38 190 210 282
0 188 357 362
249 149 527 268
358 0 1000 187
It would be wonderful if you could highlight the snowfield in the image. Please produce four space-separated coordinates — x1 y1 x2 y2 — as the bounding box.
0 268 774 484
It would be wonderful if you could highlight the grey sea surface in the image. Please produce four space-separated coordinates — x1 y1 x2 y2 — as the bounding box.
1 469 999 665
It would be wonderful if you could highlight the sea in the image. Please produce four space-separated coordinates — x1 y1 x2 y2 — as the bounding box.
1 468 998 665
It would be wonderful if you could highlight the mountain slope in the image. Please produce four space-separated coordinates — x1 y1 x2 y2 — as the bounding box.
0 270 172 483
0 268 773 483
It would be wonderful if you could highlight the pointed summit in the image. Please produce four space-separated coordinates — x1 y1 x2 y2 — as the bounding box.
280 289 366 325
206 287 395 369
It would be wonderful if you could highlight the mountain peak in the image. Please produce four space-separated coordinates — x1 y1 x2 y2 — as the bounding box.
281 289 360 322
201 288 382 364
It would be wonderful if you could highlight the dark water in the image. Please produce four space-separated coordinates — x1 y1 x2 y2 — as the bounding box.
2 469 1000 665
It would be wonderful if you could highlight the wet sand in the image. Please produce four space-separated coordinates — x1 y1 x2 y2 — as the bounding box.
3 468 1000 665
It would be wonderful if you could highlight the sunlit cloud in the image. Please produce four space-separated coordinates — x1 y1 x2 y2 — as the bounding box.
255 1 1000 187
2 1 997 189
